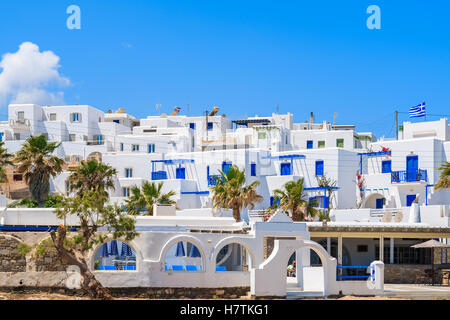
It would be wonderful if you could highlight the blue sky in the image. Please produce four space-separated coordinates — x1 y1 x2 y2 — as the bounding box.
0 0 449 138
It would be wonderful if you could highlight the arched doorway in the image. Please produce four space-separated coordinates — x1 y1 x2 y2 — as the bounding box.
362 193 385 209
93 240 136 271
215 243 253 272
164 240 204 272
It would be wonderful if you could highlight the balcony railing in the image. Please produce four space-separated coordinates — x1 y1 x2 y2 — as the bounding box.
9 119 30 128
152 171 167 180
391 169 427 183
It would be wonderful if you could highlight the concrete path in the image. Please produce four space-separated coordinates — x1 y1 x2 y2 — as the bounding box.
383 284 450 299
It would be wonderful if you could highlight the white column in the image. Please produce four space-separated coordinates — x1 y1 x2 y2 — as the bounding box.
295 249 303 290
379 236 384 262
390 238 394 264
338 235 343 265
327 237 331 255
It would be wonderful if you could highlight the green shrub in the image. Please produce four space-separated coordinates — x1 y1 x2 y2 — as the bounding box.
44 194 64 208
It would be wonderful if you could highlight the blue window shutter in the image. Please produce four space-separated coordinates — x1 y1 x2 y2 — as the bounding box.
307 140 313 149
382 160 391 173
280 163 291 175
176 167 186 179
315 161 324 176
251 163 256 176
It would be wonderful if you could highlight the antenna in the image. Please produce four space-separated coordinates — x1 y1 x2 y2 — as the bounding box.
156 104 161 115
333 112 338 127
276 104 279 114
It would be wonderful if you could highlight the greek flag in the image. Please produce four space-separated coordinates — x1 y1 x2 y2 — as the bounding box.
409 102 426 118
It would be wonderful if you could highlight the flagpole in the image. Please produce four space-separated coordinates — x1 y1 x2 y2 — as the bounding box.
395 110 398 140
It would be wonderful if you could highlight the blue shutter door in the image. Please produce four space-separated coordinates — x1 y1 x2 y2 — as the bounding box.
406 194 416 207
176 167 186 179
315 161 324 176
280 163 291 175
251 163 256 176
382 161 391 173
376 198 384 209
307 141 313 149
406 156 418 181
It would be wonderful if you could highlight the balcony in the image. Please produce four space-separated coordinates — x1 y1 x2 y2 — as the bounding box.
9 119 30 128
391 169 427 183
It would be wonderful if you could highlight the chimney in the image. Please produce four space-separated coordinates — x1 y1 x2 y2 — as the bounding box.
310 112 314 124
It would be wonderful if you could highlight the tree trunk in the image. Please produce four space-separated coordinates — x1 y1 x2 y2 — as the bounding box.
50 228 113 300
232 205 241 222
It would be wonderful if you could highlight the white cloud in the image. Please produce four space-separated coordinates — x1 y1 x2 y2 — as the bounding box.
0 42 70 107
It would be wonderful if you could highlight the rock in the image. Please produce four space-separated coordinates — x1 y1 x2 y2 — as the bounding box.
215 289 225 295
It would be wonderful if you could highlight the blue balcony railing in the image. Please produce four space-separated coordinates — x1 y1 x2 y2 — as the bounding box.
152 171 167 180
391 169 427 183
336 266 373 281
208 175 222 186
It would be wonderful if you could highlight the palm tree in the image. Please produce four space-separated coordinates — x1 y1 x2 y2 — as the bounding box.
316 173 337 219
269 178 318 221
435 162 450 190
67 159 117 197
14 134 64 206
125 181 176 216
211 165 262 222
0 140 13 183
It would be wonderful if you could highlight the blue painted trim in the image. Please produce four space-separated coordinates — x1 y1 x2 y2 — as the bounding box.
151 159 195 164
357 151 391 157
263 154 305 160
181 191 210 195
0 226 78 232
304 186 339 191
337 266 369 269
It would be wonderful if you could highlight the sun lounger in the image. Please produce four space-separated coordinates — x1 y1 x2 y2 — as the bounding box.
216 266 226 271
172 265 184 271
185 265 197 271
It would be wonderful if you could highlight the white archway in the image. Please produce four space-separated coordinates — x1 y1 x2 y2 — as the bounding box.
362 193 385 209
211 237 256 270
159 235 207 272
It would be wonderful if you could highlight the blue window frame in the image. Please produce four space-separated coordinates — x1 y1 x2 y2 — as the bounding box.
122 187 130 197
132 144 139 152
406 194 416 207
222 161 232 174
125 168 133 178
113 120 120 124
189 123 196 130
315 160 324 176
381 160 391 173
251 163 256 176
307 140 313 149
71 113 81 122
120 143 124 151
208 122 213 130
280 162 291 175
176 167 186 179
376 198 384 209
148 144 155 153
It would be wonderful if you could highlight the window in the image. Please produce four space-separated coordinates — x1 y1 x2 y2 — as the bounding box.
132 144 139 152
251 163 256 176
14 133 20 141
382 160 392 173
315 160 324 176
120 143 124 151
69 134 76 142
143 129 157 133
318 141 325 149
280 162 291 176
258 132 266 139
49 113 57 121
336 139 344 148
17 111 25 121
307 140 313 149
13 174 23 182
357 245 368 253
0 132 3 142
208 122 213 130
148 144 155 153
222 162 232 174
376 198 384 209
95 135 103 145
113 120 120 124
406 194 416 207
125 168 133 178
70 113 81 122
122 187 130 197
189 123 196 130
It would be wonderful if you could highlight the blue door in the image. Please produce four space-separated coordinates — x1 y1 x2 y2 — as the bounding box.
176 167 186 179
406 194 416 207
315 161 324 176
222 162 232 175
280 163 291 175
406 155 418 181
376 198 384 209
381 160 391 173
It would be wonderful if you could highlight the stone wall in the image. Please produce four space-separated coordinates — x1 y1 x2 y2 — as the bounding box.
35 248 68 272
384 264 429 283
0 235 26 272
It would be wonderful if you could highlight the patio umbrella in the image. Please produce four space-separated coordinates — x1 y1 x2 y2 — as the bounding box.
175 242 185 257
100 243 109 257
109 240 119 256
411 239 450 285
121 242 133 256
189 245 201 258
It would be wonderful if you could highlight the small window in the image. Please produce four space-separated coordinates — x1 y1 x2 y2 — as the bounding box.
148 144 155 153
357 245 368 253
125 168 133 178
336 139 344 148
315 160 324 176
17 111 25 121
132 144 140 152
68 134 76 142
49 113 57 121
122 187 130 197
13 174 23 182
189 123 196 130
318 141 325 149
251 163 256 176
14 133 20 141
208 122 213 130
70 113 81 122
382 160 392 173
113 120 120 124
176 167 186 179
258 132 266 140
307 140 313 149
120 143 124 151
